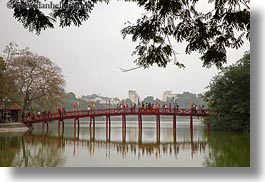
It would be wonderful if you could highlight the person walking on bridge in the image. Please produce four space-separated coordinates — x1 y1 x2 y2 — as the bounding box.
74 101 77 110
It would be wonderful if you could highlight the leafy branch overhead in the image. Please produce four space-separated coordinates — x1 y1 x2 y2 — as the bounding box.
8 0 250 69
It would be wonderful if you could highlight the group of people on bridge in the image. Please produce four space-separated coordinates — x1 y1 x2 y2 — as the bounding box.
116 102 179 112
114 101 206 114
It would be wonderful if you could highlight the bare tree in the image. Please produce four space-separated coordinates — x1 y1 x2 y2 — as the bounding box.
4 43 65 117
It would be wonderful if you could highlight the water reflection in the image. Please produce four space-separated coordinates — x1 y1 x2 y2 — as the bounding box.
0 133 22 166
27 124 208 163
0 121 250 167
0 132 65 167
203 131 250 167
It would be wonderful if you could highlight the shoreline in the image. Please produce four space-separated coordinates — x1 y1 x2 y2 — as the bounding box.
0 122 29 133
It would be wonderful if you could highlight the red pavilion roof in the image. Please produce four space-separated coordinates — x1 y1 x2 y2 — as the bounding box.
7 103 22 110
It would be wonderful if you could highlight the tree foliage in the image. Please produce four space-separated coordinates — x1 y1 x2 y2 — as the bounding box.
3 43 66 116
176 92 206 108
204 51 250 131
142 96 154 104
0 55 19 105
7 0 249 69
62 92 89 110
0 57 5 73
0 57 6 101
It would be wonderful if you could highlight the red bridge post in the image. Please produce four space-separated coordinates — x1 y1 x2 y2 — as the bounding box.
77 118 80 131
106 116 109 128
138 127 142 144
74 118 76 129
173 115 176 130
122 127 126 143
46 122 49 132
89 116 92 128
122 114 126 129
106 126 109 142
108 116 111 128
62 120 64 129
138 114 142 129
190 115 193 129
173 127 176 143
93 117 95 128
156 114 160 129
156 125 160 143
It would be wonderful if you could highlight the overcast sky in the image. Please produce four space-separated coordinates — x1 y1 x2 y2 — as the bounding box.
0 0 250 100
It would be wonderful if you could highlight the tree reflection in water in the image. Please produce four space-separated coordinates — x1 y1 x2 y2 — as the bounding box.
203 131 250 167
12 132 66 167
0 132 65 167
0 133 22 166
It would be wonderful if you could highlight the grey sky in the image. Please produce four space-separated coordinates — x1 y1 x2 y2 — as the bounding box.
0 0 250 100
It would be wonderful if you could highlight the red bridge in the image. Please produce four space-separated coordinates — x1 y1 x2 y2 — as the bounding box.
23 107 209 130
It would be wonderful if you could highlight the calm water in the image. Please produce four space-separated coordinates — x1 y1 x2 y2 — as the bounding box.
0 118 250 167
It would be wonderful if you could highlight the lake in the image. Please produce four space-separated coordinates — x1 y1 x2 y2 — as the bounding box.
0 118 250 167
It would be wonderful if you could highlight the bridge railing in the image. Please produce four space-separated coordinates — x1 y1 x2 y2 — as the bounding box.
23 107 209 124
59 107 209 116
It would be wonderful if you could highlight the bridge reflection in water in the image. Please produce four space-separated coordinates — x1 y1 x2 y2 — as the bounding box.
26 124 208 161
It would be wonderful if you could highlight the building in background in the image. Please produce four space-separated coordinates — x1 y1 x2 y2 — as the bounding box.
128 90 140 104
0 103 22 123
162 91 177 102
